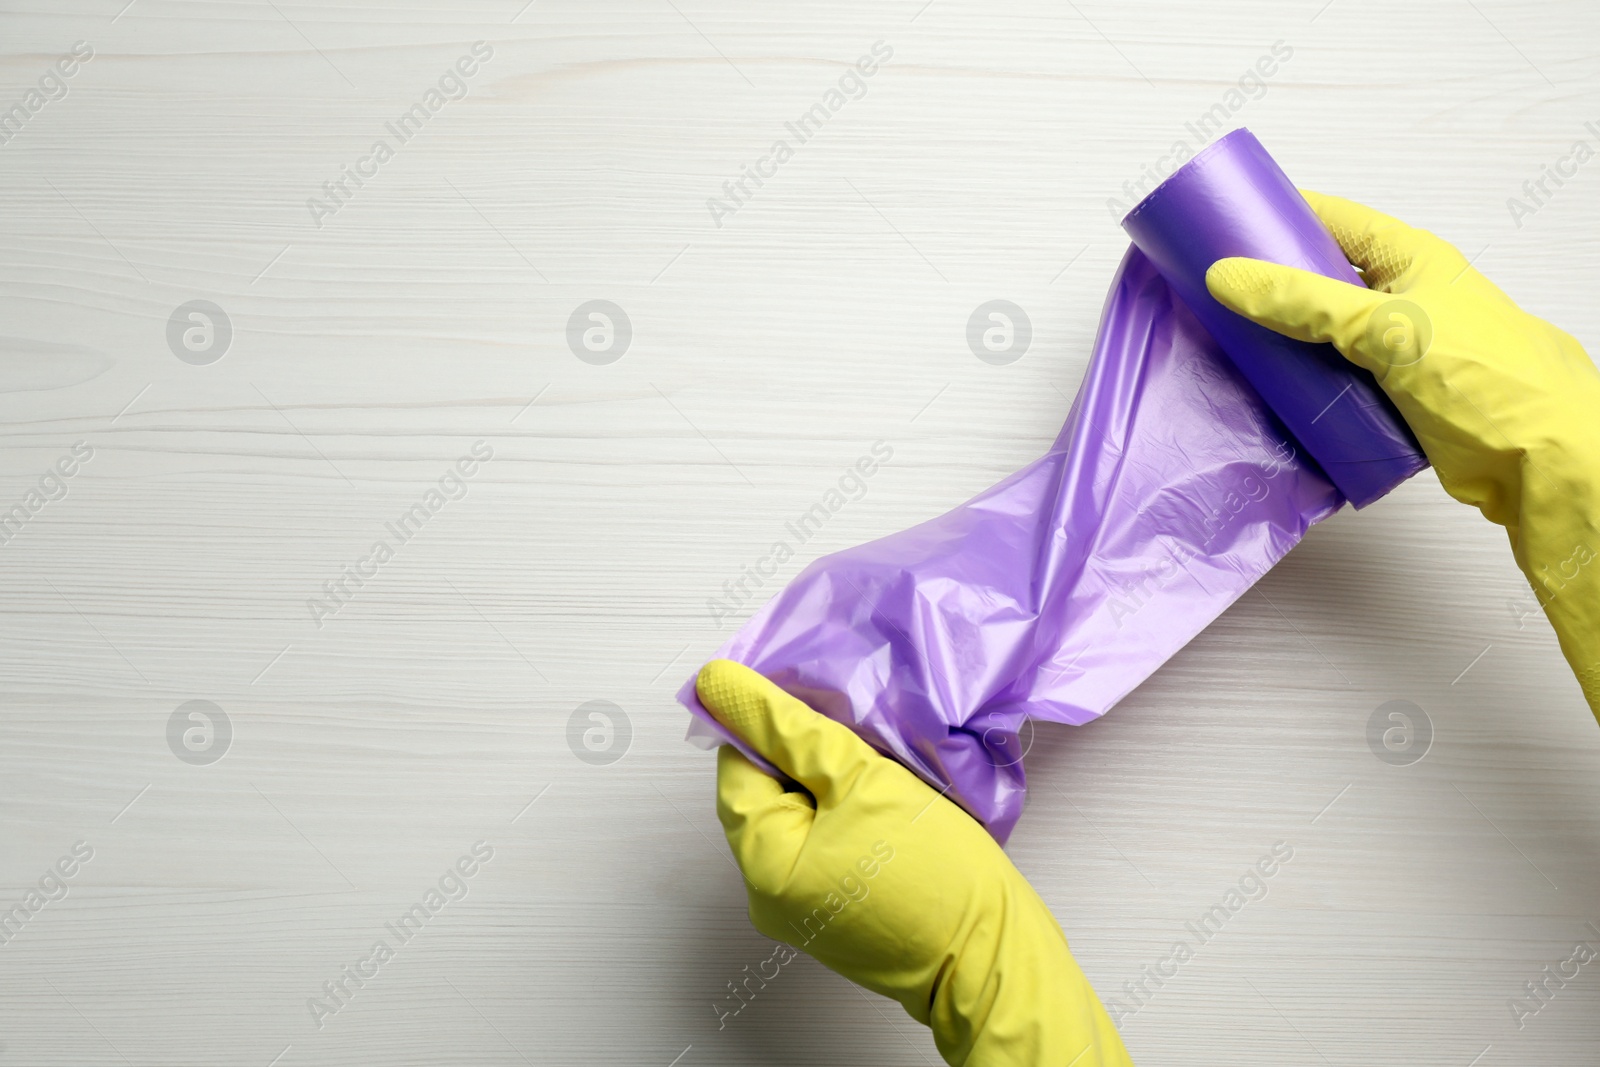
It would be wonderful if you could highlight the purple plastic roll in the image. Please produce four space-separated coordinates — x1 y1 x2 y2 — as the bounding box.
1121 128 1427 507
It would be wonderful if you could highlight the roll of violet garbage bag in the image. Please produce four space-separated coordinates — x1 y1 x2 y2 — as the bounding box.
1121 128 1427 506
680 129 1427 843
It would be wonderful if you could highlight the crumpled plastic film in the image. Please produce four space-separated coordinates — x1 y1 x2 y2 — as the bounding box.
678 129 1427 842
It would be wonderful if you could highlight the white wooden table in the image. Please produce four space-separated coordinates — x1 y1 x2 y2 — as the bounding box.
2 2 1598 1064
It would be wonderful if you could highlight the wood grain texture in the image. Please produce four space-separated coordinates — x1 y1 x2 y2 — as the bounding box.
1 1 1597 1064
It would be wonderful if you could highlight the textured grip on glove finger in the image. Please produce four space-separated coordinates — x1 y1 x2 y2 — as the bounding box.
696 659 878 804
697 661 767 735
1206 257 1279 297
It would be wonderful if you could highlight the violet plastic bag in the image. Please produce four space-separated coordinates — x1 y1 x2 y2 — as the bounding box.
678 129 1427 842
1122 129 1424 507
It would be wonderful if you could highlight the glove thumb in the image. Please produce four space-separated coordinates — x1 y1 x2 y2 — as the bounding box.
696 659 877 807
1206 257 1401 376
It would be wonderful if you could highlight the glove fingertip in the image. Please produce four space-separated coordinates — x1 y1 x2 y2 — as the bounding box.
696 657 877 800
696 659 763 732
1205 256 1285 309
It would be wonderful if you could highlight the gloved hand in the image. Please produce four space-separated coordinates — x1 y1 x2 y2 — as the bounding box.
695 659 1133 1067
1206 191 1600 721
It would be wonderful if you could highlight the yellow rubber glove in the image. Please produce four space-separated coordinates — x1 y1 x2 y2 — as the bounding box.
1206 191 1600 721
696 659 1133 1067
